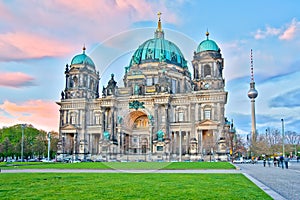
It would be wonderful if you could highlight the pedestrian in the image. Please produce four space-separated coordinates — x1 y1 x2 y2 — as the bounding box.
284 156 289 169
274 157 277 167
267 158 271 167
263 158 266 167
297 156 299 163
280 156 284 169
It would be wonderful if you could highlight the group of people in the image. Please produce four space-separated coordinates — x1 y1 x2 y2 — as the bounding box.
263 156 290 169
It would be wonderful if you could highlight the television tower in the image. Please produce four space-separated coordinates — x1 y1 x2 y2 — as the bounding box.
247 49 258 143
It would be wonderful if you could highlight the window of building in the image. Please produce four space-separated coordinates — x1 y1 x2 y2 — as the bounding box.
204 65 211 77
172 79 176 94
162 116 165 123
70 114 76 125
179 112 184 122
154 77 158 84
157 146 163 151
73 76 78 87
204 110 211 120
95 115 100 125
146 77 152 86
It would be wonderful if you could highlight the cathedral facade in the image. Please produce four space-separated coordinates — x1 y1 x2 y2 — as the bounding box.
57 16 231 162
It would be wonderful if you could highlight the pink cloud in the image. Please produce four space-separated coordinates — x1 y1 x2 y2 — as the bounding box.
0 1 180 61
0 100 59 131
0 72 35 88
54 0 178 24
254 18 300 41
254 26 280 40
0 32 75 61
279 18 299 40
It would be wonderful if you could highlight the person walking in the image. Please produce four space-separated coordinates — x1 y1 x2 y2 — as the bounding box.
273 157 277 167
267 157 271 167
280 156 284 169
284 156 289 169
263 158 266 167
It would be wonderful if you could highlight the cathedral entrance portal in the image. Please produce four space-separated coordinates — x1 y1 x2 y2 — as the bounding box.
202 130 214 156
123 111 151 158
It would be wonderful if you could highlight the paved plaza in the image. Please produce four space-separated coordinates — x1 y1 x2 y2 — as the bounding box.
236 161 300 200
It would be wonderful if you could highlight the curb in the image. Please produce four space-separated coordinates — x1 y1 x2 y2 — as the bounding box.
243 173 286 200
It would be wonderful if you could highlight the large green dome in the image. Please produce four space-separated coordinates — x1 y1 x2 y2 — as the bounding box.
129 32 187 68
71 47 95 67
197 32 219 53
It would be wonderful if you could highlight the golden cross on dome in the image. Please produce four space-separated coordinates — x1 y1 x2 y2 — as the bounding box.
157 12 162 31
157 12 162 20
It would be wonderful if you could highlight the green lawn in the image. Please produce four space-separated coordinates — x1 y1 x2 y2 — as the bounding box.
0 173 271 200
0 161 235 170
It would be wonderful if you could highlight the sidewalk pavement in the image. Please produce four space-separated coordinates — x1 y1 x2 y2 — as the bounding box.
236 162 300 200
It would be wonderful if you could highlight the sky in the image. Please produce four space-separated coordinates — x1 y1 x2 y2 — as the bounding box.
1 0 300 136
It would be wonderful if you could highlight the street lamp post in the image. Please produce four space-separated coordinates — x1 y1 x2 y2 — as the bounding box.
229 120 236 162
21 124 26 162
281 119 285 157
62 134 65 161
47 132 51 161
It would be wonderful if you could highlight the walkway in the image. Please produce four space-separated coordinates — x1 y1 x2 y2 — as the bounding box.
236 162 300 200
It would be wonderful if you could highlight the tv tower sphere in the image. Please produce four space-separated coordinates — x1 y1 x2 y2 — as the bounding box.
248 83 258 99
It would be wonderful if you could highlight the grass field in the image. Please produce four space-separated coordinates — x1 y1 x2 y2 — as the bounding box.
0 173 271 200
0 161 235 170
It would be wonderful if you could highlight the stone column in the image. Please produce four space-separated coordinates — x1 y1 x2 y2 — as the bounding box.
170 132 173 154
190 103 195 138
101 107 106 140
186 131 190 154
179 129 182 162
154 104 159 133
73 133 77 161
165 105 169 137
149 125 153 153
200 130 203 156
174 132 177 154
117 126 121 154
111 107 115 140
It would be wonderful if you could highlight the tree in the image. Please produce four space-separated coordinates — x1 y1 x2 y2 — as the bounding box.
0 124 59 160
2 137 13 159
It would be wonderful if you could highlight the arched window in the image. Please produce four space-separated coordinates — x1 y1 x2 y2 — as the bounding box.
204 65 211 77
95 113 100 125
73 76 78 87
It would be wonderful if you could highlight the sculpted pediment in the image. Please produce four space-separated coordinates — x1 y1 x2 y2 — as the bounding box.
196 119 219 129
61 124 77 131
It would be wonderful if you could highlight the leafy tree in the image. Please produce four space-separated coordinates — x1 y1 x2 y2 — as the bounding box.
0 124 59 160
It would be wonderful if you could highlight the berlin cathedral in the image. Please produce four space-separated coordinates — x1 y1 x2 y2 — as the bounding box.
57 15 234 162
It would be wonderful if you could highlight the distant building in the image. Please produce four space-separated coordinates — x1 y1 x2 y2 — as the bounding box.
57 15 230 161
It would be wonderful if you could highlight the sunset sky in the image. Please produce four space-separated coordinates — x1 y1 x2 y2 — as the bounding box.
1 0 300 136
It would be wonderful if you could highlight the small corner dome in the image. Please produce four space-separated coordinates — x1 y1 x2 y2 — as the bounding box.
71 47 95 68
196 32 220 53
